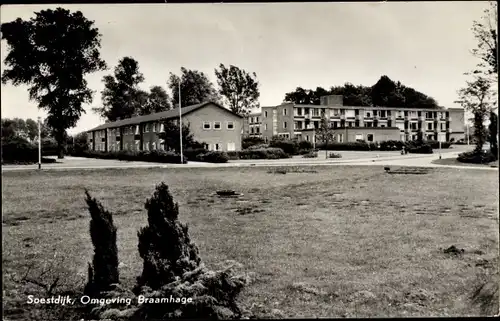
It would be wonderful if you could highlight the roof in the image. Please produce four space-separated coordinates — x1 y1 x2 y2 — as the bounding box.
87 101 242 132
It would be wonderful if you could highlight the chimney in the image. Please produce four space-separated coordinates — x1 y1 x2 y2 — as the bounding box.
320 95 343 106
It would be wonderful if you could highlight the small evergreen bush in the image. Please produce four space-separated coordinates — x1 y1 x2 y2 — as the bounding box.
269 137 299 155
84 191 119 296
328 152 342 158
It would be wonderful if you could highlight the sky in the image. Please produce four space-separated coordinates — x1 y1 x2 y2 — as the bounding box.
0 2 493 134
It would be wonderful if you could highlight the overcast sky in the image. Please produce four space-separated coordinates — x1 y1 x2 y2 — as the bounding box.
0 2 491 134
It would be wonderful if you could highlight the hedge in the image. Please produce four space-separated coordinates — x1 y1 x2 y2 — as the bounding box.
194 151 229 163
269 139 299 155
77 150 185 164
235 147 289 160
1 136 58 164
457 150 497 164
407 144 433 154
315 141 378 151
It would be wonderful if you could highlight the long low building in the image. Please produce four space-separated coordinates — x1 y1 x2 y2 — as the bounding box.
245 95 465 143
87 102 243 152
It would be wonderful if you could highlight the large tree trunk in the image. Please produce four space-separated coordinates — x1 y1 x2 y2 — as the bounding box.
56 129 65 159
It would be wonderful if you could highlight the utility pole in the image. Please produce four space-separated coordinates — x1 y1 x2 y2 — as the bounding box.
38 116 42 170
179 82 183 164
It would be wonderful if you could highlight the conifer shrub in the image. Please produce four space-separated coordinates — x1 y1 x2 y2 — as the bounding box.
84 190 119 296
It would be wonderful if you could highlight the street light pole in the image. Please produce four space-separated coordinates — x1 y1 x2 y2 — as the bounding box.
179 82 183 164
466 123 470 145
38 116 42 170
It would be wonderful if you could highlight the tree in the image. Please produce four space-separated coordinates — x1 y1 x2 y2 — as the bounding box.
1 8 107 158
214 64 260 116
25 118 38 141
93 57 146 122
371 76 406 107
139 86 171 115
471 1 498 76
315 112 335 159
84 190 119 296
330 83 372 106
157 119 203 153
168 67 220 108
455 76 496 153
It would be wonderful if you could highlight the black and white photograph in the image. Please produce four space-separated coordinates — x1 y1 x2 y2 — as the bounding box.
1 1 499 320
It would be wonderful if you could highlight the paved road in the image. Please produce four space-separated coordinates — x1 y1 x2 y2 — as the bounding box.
2 145 496 172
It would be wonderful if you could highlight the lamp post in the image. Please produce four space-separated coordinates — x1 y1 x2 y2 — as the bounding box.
38 116 42 170
178 82 183 164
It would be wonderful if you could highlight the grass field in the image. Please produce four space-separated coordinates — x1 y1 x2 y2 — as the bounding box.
2 166 499 319
432 157 499 168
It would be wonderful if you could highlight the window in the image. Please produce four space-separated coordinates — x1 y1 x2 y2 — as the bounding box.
337 134 343 143
305 108 310 115
144 142 149 151
227 142 235 151
283 122 287 129
152 142 156 150
367 134 374 142
152 123 157 132
135 125 140 135
264 111 268 117
124 143 129 150
306 135 310 142
427 123 433 130
297 121 303 129
214 121 221 130
203 122 211 130
251 127 254 134
381 124 386 128
256 127 260 134
355 134 363 141
441 123 446 131
297 108 302 116
411 123 418 130
215 143 220 151
159 124 164 132
380 110 386 118
283 108 287 116
294 121 298 130
366 112 371 118
227 121 234 130
264 124 268 130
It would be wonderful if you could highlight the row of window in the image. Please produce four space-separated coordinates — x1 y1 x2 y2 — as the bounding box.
203 121 235 130
258 108 450 119
92 141 236 152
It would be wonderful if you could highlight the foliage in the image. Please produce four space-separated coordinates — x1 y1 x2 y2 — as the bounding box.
41 137 60 156
242 136 265 149
488 111 498 159
315 113 335 158
194 151 230 163
298 140 313 151
425 140 451 149
328 152 342 158
302 151 318 158
283 77 439 108
379 140 405 151
135 183 202 291
457 150 497 164
406 143 433 154
157 119 203 153
94 57 147 122
67 132 89 155
471 2 498 76
455 75 496 154
315 141 377 151
84 191 119 296
1 8 107 158
140 85 171 115
269 137 298 155
76 150 185 164
168 67 220 107
215 63 260 116
1 136 38 163
235 148 289 160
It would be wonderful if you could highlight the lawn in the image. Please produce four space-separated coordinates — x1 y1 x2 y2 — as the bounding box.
432 157 499 168
2 166 499 320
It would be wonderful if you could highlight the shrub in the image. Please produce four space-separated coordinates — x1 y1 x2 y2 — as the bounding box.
298 140 313 151
84 191 119 296
195 151 229 163
1 136 38 163
328 152 342 158
379 140 405 151
242 137 265 149
237 147 289 159
407 144 433 154
226 151 240 160
78 150 185 164
302 151 318 158
457 150 497 164
246 143 270 150
269 137 299 155
316 141 370 151
426 140 451 149
183 147 207 161
41 138 60 156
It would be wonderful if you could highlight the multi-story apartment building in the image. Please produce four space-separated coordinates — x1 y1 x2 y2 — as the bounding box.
242 111 262 138
249 95 464 143
87 102 243 152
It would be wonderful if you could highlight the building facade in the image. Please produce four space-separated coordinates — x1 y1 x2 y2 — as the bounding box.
87 102 243 152
242 111 262 138
248 95 465 143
